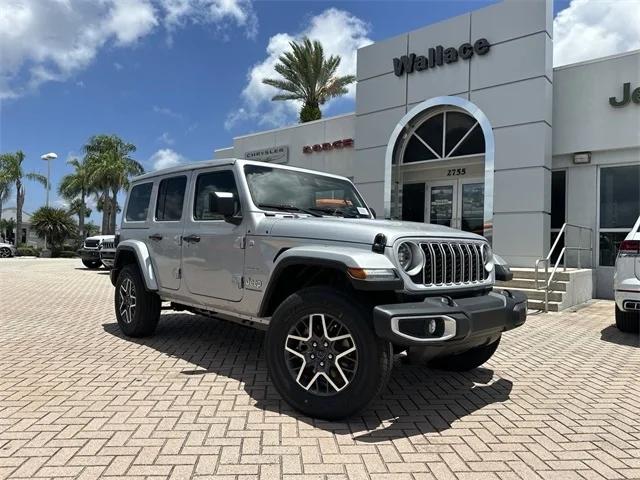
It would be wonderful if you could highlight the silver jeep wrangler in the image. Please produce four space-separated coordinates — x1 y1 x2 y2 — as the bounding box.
110 159 526 419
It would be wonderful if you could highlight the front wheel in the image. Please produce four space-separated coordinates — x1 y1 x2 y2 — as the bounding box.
266 286 392 420
114 264 161 337
430 336 501 371
0 247 12 258
616 305 639 333
82 259 102 269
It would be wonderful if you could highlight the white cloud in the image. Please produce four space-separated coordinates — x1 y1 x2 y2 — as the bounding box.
153 105 183 119
114 62 124 71
149 148 186 171
553 0 640 67
225 8 372 131
0 0 257 99
158 131 175 145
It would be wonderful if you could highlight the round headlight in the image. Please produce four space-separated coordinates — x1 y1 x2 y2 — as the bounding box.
397 241 423 276
397 242 412 270
482 244 494 272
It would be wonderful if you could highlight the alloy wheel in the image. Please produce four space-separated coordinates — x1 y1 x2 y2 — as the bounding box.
284 313 358 396
119 277 137 324
0 248 10 258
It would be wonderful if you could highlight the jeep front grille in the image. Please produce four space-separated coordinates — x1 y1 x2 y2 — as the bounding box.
101 241 115 250
419 241 488 286
84 239 99 248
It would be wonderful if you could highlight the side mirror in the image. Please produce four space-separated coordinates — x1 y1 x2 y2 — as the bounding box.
370 208 377 219
208 192 239 223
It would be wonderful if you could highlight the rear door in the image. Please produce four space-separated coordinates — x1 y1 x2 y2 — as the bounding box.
181 167 245 302
147 173 190 291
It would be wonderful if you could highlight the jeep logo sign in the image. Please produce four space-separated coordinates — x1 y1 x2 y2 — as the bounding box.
393 38 491 77
609 82 640 107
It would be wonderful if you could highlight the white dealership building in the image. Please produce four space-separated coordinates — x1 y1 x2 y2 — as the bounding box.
217 0 640 299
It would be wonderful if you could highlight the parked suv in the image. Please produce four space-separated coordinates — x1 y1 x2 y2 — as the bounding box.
614 215 640 333
110 159 526 419
79 235 114 269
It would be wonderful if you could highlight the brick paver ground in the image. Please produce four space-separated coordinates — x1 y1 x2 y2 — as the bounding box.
1 258 639 480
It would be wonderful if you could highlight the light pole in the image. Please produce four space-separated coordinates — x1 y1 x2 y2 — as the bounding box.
40 152 58 207
40 152 57 257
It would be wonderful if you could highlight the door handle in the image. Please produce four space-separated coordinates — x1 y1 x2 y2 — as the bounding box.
148 233 163 241
183 234 201 243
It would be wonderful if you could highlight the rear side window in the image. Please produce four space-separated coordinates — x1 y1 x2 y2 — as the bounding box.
125 182 153 222
194 170 240 220
155 176 187 221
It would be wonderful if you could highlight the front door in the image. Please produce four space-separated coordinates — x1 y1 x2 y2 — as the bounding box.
181 168 245 303
405 177 484 235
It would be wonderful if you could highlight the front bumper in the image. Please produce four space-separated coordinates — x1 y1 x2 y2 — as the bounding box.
100 251 115 269
373 289 527 348
78 248 100 260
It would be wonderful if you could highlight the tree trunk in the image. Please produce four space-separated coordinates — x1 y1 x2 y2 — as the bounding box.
15 182 23 247
109 190 118 235
101 190 110 235
78 189 86 240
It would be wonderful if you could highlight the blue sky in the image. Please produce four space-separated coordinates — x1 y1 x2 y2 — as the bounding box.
3 0 634 224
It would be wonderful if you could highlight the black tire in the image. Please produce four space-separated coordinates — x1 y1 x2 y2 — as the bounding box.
114 264 161 337
82 259 102 269
616 305 639 333
266 286 392 420
430 336 501 371
0 247 11 258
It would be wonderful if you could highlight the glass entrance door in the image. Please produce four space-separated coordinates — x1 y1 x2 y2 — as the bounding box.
458 180 484 236
427 182 456 228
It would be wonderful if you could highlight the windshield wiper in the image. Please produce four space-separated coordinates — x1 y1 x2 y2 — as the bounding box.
307 206 363 219
257 203 322 217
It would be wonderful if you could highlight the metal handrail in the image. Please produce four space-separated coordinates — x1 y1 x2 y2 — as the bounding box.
534 223 593 312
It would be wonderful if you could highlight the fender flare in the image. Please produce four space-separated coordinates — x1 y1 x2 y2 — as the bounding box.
112 240 159 291
258 245 402 317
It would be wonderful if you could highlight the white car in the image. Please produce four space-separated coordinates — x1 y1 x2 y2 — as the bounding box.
613 215 640 333
0 241 17 258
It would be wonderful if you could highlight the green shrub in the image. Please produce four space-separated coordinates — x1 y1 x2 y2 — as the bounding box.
55 251 77 258
62 244 76 252
16 247 38 256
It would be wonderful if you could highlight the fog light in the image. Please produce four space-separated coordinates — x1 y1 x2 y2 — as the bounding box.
427 318 437 335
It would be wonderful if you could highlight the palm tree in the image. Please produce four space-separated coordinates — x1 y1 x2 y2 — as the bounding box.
262 38 356 123
83 135 144 234
59 157 93 240
30 206 77 252
0 150 48 246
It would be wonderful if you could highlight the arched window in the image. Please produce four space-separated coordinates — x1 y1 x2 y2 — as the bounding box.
400 109 485 164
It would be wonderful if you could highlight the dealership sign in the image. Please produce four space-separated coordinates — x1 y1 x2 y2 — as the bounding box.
393 38 491 77
245 145 288 163
303 138 354 154
609 82 640 107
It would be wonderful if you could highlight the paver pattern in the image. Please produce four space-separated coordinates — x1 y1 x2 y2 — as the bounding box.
1 258 639 480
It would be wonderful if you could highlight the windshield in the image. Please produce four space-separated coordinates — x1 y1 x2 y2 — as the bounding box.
243 165 371 218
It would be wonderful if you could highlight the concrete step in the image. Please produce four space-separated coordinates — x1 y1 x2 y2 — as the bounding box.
510 268 572 282
501 287 564 302
497 278 568 291
526 299 562 312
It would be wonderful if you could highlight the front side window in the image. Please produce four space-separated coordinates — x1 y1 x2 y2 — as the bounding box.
243 165 369 218
194 170 240 220
125 182 153 222
599 165 640 266
155 176 187 221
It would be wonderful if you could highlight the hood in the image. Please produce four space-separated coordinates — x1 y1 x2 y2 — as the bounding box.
85 235 115 242
0 242 14 248
262 217 486 246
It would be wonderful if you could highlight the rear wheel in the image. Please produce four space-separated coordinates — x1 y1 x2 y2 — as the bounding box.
115 264 161 337
616 305 639 333
0 247 11 258
82 259 102 269
266 286 392 420
430 336 501 371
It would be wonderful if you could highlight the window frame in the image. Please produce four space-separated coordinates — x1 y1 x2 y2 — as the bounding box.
154 175 188 223
124 181 154 224
597 163 640 267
